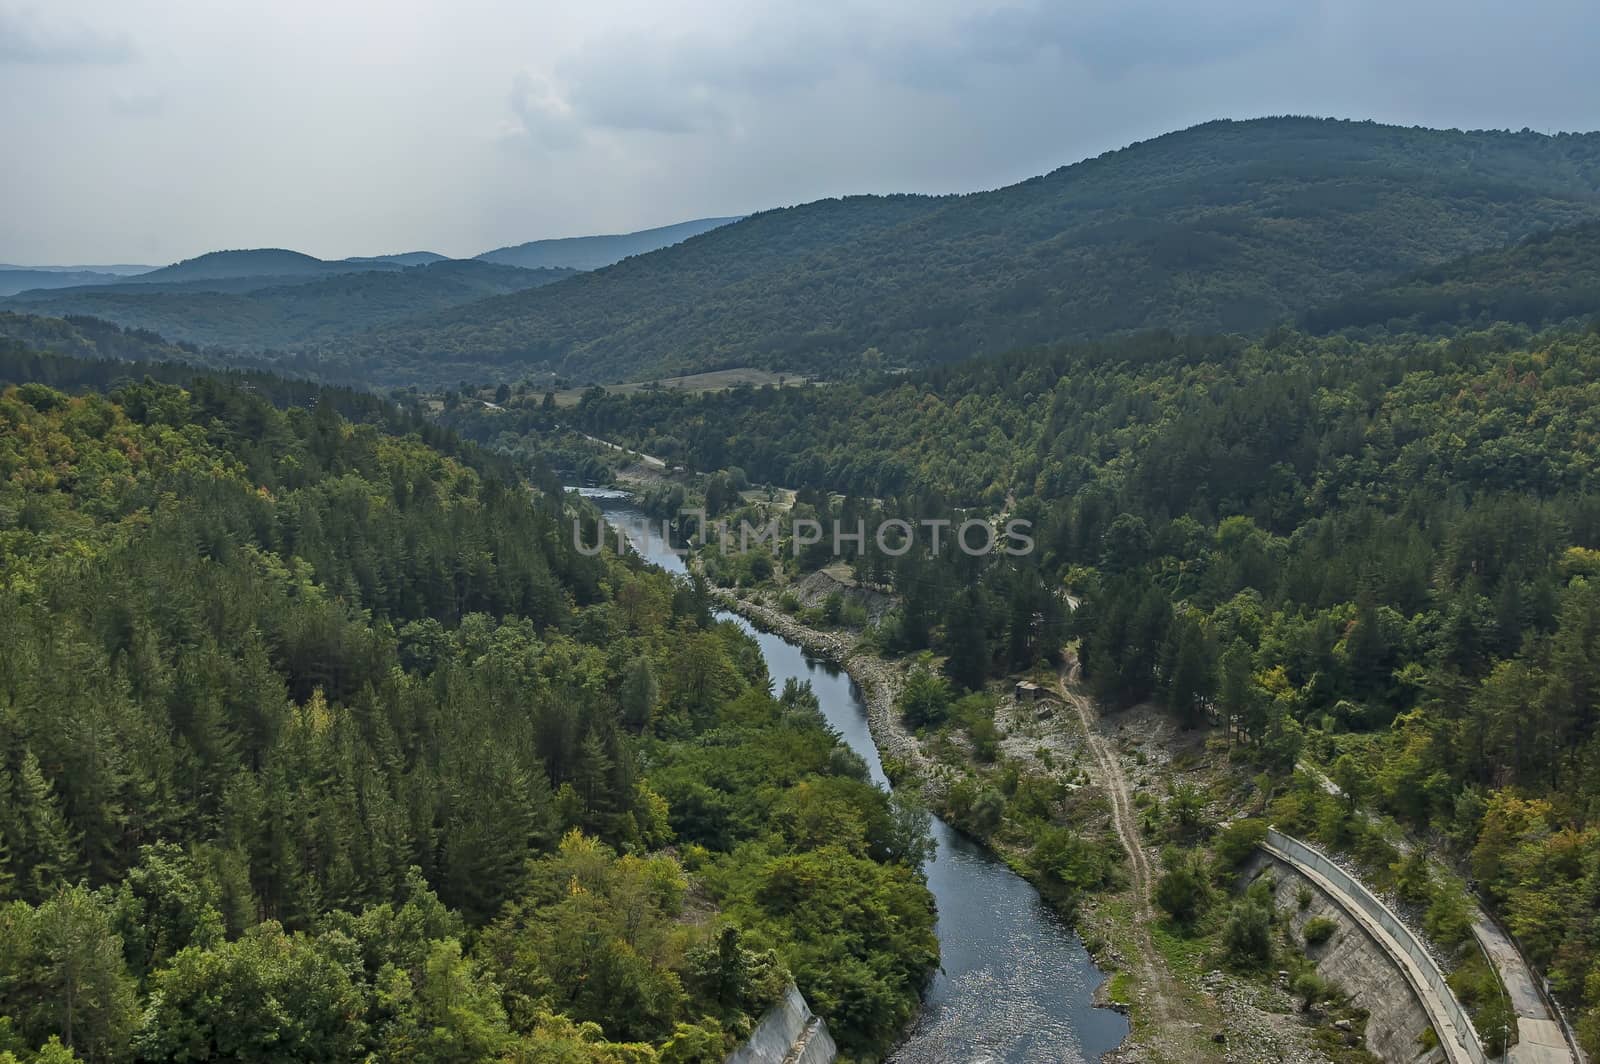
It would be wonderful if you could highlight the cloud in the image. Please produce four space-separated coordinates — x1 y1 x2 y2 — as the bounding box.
505 70 584 148
502 19 821 148
0 6 135 64
108 88 163 117
959 0 1311 77
498 0 1319 153
6 0 1600 263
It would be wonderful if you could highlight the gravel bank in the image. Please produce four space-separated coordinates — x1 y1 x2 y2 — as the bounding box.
711 588 932 779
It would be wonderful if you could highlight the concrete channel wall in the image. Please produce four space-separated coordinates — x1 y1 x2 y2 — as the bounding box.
1264 828 1488 1064
725 984 837 1064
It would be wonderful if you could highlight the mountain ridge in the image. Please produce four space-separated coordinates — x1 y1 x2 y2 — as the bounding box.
335 116 1600 385
476 215 743 270
0 269 140 297
4 260 575 351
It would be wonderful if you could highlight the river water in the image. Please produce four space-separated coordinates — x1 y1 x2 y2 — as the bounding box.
584 492 1128 1062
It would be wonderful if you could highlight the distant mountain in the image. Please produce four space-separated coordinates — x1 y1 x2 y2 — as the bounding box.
4 260 574 351
1301 221 1600 334
0 310 310 379
0 270 137 297
0 310 198 362
0 263 153 276
343 251 449 267
338 118 1600 386
124 248 392 284
476 217 741 271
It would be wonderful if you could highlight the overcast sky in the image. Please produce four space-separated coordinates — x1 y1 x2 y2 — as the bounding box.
3 0 1597 265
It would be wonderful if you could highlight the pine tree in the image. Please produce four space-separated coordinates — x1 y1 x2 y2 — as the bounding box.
619 657 659 732
943 587 990 691
22 885 137 1062
15 751 82 901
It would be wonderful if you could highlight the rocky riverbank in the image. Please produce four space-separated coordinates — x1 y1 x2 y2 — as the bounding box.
711 588 932 778
712 587 1351 1064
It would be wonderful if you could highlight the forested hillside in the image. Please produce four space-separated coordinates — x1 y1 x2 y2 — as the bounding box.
335 118 1600 386
0 351 937 1062
121 249 400 284
0 312 342 384
0 312 205 366
3 261 573 353
1303 220 1600 335
0 271 133 298
477 217 741 271
547 323 1600 1052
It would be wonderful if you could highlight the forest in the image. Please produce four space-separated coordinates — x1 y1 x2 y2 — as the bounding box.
0 350 937 1062
2 261 572 356
10 121 1600 393
323 118 1600 386
527 318 1600 1053
9 106 1600 1061
1302 221 1600 336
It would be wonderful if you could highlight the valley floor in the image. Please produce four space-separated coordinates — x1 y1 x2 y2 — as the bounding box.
713 585 1359 1064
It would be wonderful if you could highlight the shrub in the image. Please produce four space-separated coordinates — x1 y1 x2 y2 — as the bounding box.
1164 784 1207 840
1031 826 1111 899
1392 850 1433 906
1212 818 1267 870
1223 897 1274 968
1155 849 1214 929
1303 916 1338 946
952 693 999 759
1423 884 1474 951
821 590 846 624
1291 970 1332 1010
899 667 953 730
946 779 1005 838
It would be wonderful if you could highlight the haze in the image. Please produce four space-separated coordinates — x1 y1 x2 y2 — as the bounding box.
3 0 1597 264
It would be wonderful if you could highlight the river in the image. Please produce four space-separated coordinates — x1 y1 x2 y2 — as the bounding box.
583 491 1128 1063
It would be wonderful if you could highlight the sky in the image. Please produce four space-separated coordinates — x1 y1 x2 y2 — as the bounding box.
3 0 1598 265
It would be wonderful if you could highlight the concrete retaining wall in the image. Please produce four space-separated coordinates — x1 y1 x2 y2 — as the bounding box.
1247 851 1444 1062
725 984 836 1064
1265 828 1487 1064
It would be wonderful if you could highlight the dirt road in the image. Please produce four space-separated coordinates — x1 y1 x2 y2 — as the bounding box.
1051 663 1200 1060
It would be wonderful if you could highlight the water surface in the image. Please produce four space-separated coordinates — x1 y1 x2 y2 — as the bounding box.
585 491 1128 1062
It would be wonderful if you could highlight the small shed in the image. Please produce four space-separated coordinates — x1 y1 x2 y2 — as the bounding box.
1015 680 1043 702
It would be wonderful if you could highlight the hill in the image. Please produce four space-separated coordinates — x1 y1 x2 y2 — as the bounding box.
342 250 448 266
0 268 138 297
0 343 937 1061
346 117 1600 386
0 309 192 357
3 260 575 352
123 247 393 283
543 322 1600 1056
476 215 741 270
1301 220 1600 334
0 263 153 275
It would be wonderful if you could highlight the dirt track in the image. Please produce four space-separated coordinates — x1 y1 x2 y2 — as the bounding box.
1051 664 1191 1054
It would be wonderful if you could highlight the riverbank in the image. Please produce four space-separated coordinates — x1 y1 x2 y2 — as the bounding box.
711 587 1368 1064
606 497 1136 1059
711 588 1140 1055
711 587 930 779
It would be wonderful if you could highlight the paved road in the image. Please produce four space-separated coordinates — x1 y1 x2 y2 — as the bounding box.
579 432 666 468
1297 762 1579 1064
1472 917 1578 1064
